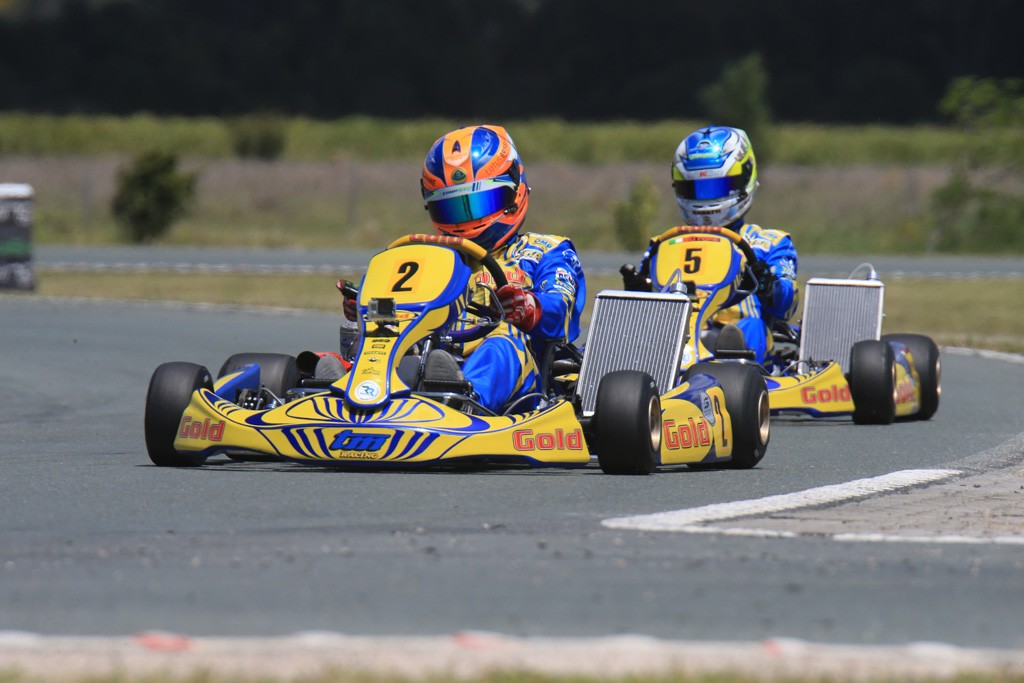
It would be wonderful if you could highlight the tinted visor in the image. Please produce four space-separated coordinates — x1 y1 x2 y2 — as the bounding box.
426 184 518 225
673 174 748 201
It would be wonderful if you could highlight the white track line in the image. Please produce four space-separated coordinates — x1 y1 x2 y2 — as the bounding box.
602 469 961 532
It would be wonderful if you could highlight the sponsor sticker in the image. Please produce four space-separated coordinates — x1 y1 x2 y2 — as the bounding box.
355 380 382 401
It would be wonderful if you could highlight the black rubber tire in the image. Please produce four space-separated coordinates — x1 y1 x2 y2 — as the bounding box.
849 339 897 425
218 352 299 397
682 362 770 469
145 362 213 467
882 333 941 420
594 371 662 475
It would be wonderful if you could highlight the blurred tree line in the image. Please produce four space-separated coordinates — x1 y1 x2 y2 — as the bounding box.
0 0 1021 124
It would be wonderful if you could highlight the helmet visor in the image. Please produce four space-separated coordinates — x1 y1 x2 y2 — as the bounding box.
425 181 518 225
673 175 747 201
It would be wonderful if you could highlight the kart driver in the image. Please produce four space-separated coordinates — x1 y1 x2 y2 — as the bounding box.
342 124 586 413
669 125 799 365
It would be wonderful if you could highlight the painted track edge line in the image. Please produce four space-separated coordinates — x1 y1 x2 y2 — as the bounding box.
602 468 961 532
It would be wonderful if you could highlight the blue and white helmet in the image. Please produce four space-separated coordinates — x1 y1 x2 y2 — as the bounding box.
672 126 758 226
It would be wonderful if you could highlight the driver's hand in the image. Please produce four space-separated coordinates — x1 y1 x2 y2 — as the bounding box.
498 284 542 332
751 261 777 304
336 279 359 321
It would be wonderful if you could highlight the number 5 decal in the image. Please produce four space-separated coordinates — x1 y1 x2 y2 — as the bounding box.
683 247 703 274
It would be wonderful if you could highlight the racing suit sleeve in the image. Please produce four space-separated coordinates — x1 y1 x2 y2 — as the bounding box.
755 233 799 322
520 240 587 343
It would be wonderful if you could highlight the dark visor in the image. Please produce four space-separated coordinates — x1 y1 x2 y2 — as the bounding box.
426 184 517 225
673 174 747 201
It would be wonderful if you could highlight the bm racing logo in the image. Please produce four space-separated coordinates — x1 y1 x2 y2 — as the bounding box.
330 429 390 459
178 416 225 442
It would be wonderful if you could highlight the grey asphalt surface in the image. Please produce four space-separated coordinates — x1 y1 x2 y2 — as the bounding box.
33 245 1024 279
2 295 1023 650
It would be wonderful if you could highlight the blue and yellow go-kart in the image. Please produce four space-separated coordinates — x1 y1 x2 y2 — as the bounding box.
145 233 771 473
620 225 941 424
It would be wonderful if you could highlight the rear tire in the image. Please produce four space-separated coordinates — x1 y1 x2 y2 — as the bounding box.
218 352 298 397
682 362 770 469
594 371 661 475
849 340 897 425
145 362 213 467
882 333 940 420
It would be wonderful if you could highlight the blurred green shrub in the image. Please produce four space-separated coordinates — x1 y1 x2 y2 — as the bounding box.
940 77 1024 129
928 165 1024 252
699 53 774 161
111 150 197 243
614 177 659 250
228 113 288 159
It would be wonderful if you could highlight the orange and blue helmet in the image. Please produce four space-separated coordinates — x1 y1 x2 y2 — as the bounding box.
421 125 530 252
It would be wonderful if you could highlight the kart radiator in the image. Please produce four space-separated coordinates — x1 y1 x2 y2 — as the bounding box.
798 277 884 372
576 291 691 416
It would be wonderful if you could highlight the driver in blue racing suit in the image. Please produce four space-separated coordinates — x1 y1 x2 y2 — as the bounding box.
418 124 586 412
669 125 799 366
339 126 584 412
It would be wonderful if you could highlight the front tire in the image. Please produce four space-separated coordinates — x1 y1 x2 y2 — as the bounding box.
849 340 897 425
882 333 941 420
594 371 662 475
682 362 770 469
145 362 213 467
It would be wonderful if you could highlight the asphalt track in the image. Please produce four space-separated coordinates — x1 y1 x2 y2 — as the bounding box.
4 246 1024 677
34 244 1024 279
2 292 1023 651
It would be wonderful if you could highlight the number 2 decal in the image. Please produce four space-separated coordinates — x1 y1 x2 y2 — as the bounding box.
713 394 727 448
392 261 419 292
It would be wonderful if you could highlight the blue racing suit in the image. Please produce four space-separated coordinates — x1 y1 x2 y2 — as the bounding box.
462 232 586 412
722 221 799 365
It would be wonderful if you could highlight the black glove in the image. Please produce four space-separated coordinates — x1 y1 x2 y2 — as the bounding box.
620 263 652 292
751 261 776 304
336 279 359 321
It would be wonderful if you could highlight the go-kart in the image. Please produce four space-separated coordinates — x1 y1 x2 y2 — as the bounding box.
619 225 941 424
145 233 771 473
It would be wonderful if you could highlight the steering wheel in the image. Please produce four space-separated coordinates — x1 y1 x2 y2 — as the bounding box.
644 225 760 294
386 234 509 343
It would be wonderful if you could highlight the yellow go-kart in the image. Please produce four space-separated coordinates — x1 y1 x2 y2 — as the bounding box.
145 233 770 474
619 225 941 424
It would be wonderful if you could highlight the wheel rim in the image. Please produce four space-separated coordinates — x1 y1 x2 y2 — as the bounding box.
756 389 771 446
647 395 662 452
890 360 898 405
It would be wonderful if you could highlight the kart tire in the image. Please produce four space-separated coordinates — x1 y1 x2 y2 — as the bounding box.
218 352 299 397
145 362 213 467
594 371 661 475
882 333 941 420
849 339 897 425
682 362 770 469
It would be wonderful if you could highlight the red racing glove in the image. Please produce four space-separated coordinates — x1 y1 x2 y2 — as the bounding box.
497 284 542 332
336 279 359 321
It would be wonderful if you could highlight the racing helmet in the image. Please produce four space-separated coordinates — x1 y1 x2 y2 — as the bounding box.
421 125 530 252
672 125 758 227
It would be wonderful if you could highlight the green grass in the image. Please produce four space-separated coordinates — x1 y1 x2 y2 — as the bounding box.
19 271 1024 355
3 113 1023 165
2 114 1022 253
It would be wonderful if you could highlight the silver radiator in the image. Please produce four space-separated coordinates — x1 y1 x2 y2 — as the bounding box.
799 278 884 372
576 291 691 415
